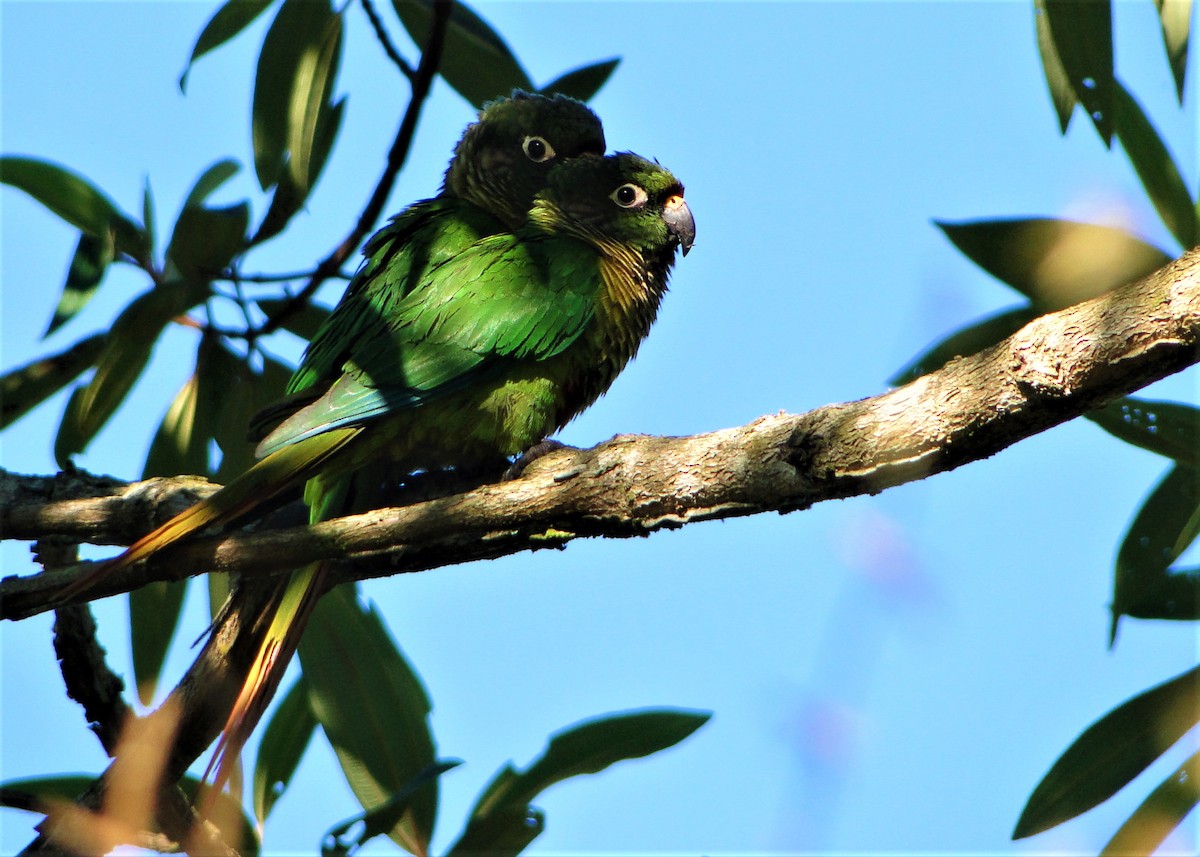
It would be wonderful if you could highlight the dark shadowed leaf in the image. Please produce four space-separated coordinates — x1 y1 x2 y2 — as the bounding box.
1087 397 1200 467
252 172 305 245
182 159 242 210
1040 0 1114 144
256 297 332 342
213 350 292 483
323 761 461 857
254 675 319 824
44 231 115 337
129 579 188 707
1014 665 1200 838
1034 0 1076 133
936 218 1171 309
1154 0 1192 104
391 0 532 107
253 0 336 189
539 58 620 102
299 586 438 856
142 177 157 263
1112 79 1197 249
444 804 544 857
0 333 105 430
181 0 277 91
0 156 146 261
287 13 343 193
890 306 1037 386
1100 749 1200 856
167 202 250 279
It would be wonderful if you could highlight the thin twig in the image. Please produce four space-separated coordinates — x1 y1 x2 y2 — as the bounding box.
361 0 414 79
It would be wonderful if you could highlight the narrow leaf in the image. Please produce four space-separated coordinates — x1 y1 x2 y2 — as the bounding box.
182 159 242 210
890 306 1037 386
0 333 105 430
1034 0 1078 133
1112 79 1197 249
323 761 461 856
167 202 250 279
539 58 620 102
390 0 532 108
1154 0 1192 104
444 805 544 857
287 12 343 193
129 580 188 706
142 177 157 263
1041 0 1115 144
181 0 276 91
1014 665 1200 838
1100 748 1200 856
1087 397 1200 467
299 586 438 856
254 675 319 824
213 350 292 483
43 232 114 338
256 298 332 342
936 218 1171 308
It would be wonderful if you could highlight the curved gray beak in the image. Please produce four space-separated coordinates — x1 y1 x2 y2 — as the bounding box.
662 194 696 256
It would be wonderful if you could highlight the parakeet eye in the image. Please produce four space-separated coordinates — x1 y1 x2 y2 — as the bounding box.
611 183 648 208
522 136 555 163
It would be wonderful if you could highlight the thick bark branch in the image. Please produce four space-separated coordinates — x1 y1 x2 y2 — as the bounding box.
4 246 1198 621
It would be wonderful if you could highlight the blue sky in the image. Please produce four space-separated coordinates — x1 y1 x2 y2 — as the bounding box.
2 1 1198 854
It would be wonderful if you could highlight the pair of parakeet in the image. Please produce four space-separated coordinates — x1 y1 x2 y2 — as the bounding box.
78 91 694 797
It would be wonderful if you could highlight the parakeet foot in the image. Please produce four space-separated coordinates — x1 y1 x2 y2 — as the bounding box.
504 439 575 480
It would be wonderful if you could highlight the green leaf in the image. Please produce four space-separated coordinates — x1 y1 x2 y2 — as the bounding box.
1100 748 1200 856
213 350 292 483
445 804 544 857
167 202 250 279
1040 0 1115 144
936 218 1172 309
43 231 115 338
539 58 620 102
1034 0 1076 134
890 306 1037 386
128 580 188 706
0 156 146 260
254 675 319 824
287 12 343 193
250 173 305 245
143 372 209 480
299 586 438 857
142 177 157 263
253 0 336 189
323 761 461 857
1112 464 1200 642
1014 665 1200 838
1154 0 1192 104
1087 397 1200 467
256 298 332 342
390 0 533 108
181 0 277 92
1112 79 1197 250
0 333 105 430
182 159 242 210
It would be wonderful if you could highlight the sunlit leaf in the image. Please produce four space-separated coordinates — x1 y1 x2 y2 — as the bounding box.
1014 665 1200 838
167 202 250 279
539 58 620 102
1034 0 1076 133
1087 397 1200 467
0 156 146 260
1040 0 1115 144
254 675 319 824
1112 79 1197 249
936 218 1171 309
323 761 460 857
256 297 332 342
1154 0 1192 104
182 159 242 210
890 306 1037 386
287 12 343 193
0 333 105 430
181 0 277 91
391 0 532 107
43 231 115 338
1100 748 1200 856
299 586 438 856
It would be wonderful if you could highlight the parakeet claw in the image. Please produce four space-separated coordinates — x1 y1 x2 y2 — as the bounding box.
505 439 575 480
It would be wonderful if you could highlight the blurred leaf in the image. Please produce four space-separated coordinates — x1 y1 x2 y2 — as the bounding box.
253 0 336 189
1112 464 1200 642
287 12 343 193
1100 748 1200 856
251 172 305 245
1014 665 1200 838
1112 79 1197 249
451 709 710 853
299 586 438 856
391 0 533 108
539 57 620 102
890 306 1037 386
1040 0 1115 144
167 202 250 279
128 579 188 706
142 177 157 263
936 218 1172 309
1034 0 1076 133
323 761 461 857
143 371 208 480
0 156 146 260
445 805 544 857
254 675 319 824
1087 397 1200 467
44 231 115 338
182 158 242 210
256 297 332 342
0 333 105 430
181 0 277 91
307 96 346 199
213 350 292 483
1154 0 1192 104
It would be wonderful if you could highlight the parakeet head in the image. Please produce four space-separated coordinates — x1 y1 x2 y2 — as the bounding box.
534 151 695 262
443 91 606 228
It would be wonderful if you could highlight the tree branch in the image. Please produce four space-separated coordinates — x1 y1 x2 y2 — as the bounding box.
4 246 1198 621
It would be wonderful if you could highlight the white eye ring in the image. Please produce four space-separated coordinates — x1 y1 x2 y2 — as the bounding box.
522 135 555 163
611 183 648 208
